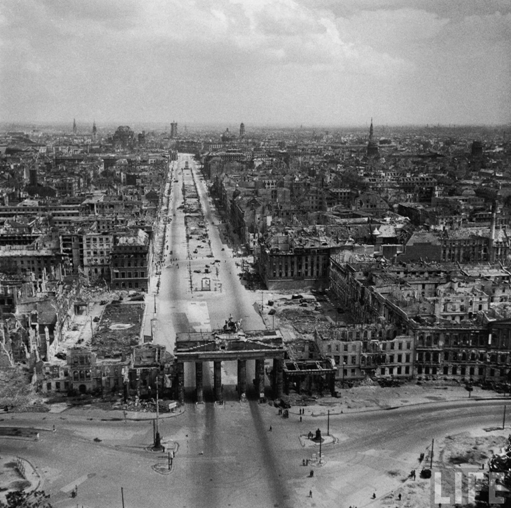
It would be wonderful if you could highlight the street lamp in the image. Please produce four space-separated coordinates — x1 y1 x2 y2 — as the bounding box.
319 430 322 463
153 375 161 449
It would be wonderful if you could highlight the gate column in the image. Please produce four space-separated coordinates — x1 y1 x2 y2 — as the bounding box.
214 360 222 402
176 362 185 404
273 358 283 399
255 359 265 398
237 359 247 399
196 362 204 403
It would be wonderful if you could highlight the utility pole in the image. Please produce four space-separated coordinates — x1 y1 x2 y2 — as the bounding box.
430 438 434 470
327 410 330 436
156 376 160 436
503 405 507 430
153 377 161 449
154 294 156 314
121 487 125 508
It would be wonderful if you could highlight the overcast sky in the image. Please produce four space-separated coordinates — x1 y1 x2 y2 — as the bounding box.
1 0 510 127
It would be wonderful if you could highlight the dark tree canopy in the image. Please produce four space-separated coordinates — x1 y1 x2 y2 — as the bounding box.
0 490 52 508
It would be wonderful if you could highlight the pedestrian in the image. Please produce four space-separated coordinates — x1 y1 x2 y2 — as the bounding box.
269 426 272 431
309 490 312 498
398 493 402 500
52 425 56 433
372 493 376 499
310 470 314 477
300 416 302 422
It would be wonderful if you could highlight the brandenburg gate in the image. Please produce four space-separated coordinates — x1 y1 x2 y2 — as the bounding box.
173 324 285 403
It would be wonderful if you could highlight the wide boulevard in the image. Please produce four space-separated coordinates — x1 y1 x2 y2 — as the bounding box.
1 154 508 508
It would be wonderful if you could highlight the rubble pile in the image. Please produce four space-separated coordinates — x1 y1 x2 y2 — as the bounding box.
0 368 37 410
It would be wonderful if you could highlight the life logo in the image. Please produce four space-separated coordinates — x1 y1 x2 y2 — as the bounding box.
431 468 509 506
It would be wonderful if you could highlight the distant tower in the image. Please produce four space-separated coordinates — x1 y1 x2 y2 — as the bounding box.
92 120 97 140
170 121 178 138
73 118 77 134
367 118 379 158
240 122 245 138
471 140 483 158
29 168 38 186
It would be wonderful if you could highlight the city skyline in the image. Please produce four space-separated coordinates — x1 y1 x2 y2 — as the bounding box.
1 0 510 126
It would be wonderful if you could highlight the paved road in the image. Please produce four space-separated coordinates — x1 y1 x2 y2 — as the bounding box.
5 154 506 507
1 399 509 507
152 153 266 394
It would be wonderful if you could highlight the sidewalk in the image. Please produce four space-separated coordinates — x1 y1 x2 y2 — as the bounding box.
285 382 509 417
62 403 186 421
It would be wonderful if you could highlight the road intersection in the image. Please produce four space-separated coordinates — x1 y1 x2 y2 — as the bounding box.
2 155 509 507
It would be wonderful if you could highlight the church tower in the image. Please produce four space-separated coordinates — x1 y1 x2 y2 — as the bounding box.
366 118 379 158
240 122 245 138
73 118 77 134
92 120 97 140
170 121 178 138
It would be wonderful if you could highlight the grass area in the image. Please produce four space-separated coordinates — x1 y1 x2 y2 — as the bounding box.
0 428 38 438
91 303 144 358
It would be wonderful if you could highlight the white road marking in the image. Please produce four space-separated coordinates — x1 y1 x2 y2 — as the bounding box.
60 474 89 493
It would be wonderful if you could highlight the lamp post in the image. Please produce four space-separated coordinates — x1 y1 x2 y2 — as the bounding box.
153 376 161 449
156 376 160 432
